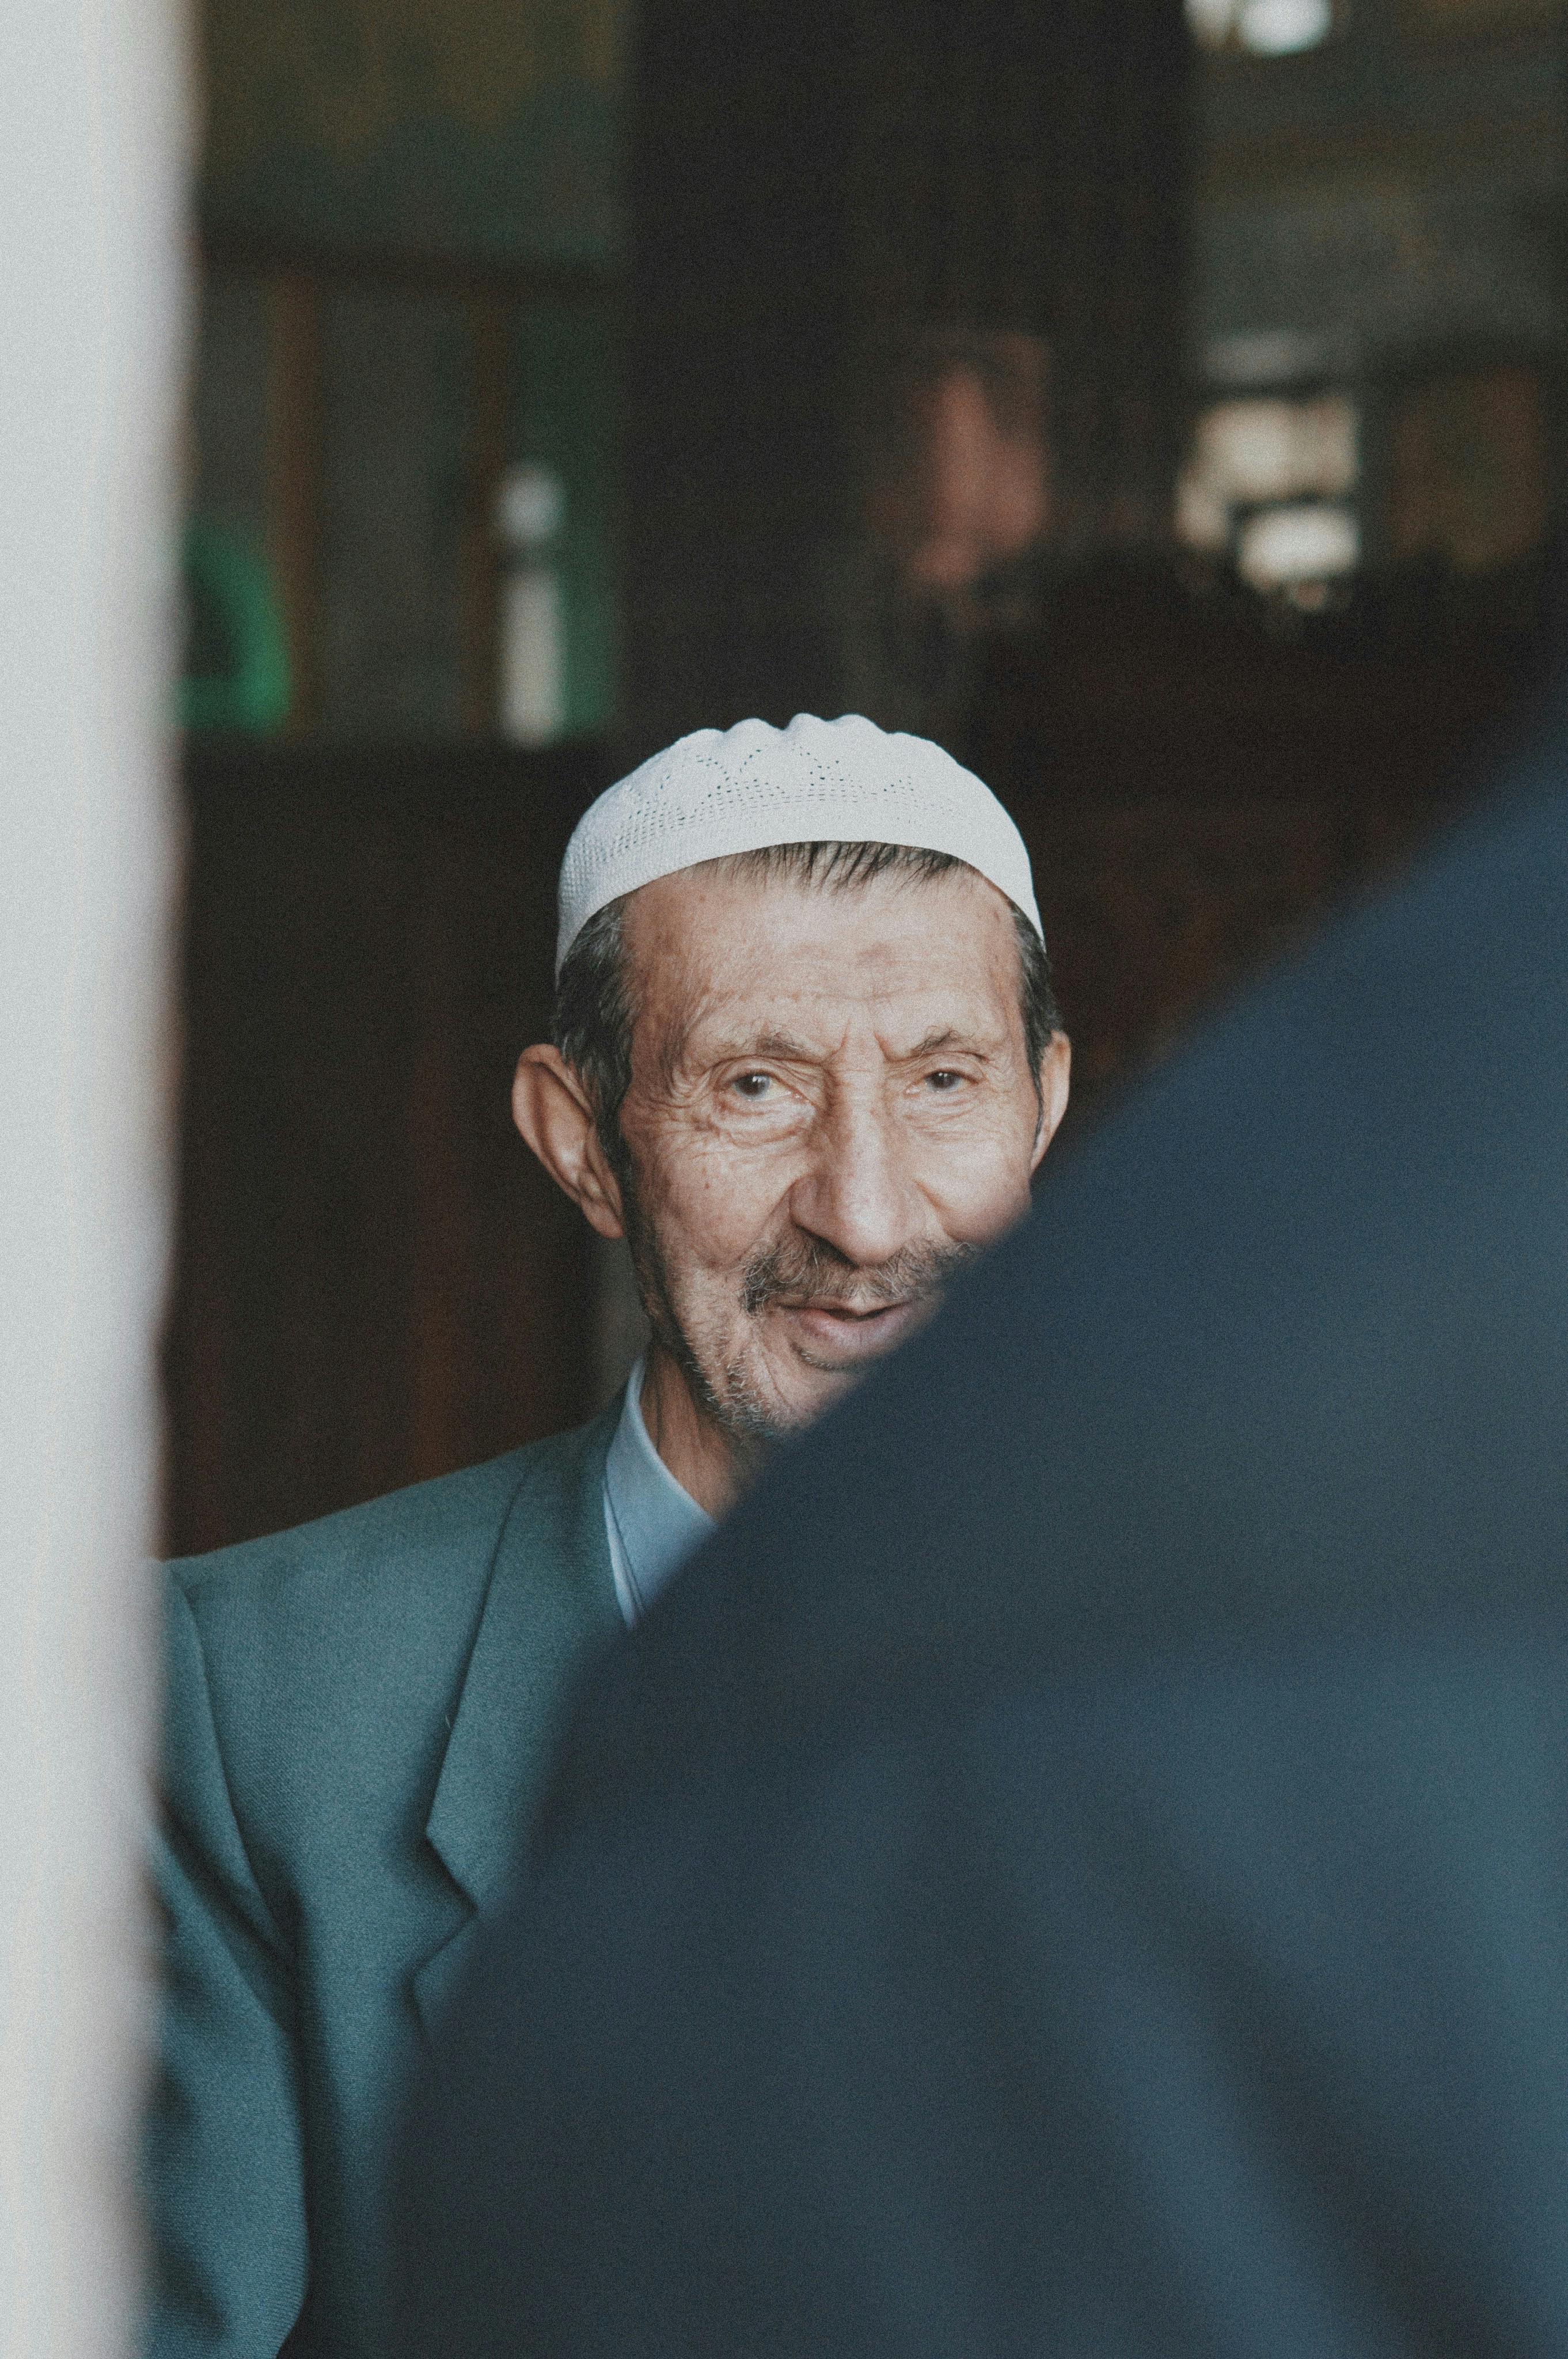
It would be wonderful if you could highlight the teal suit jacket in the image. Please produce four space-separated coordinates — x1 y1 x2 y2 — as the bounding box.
146 1408 624 2359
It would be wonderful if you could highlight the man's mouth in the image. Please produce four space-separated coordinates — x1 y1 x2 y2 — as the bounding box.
772 1295 924 1364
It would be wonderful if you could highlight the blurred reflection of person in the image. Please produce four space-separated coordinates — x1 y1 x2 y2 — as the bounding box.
144 713 1069 2359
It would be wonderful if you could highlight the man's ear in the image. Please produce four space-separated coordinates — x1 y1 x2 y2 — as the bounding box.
511 1046 627 1239
1030 1030 1072 1173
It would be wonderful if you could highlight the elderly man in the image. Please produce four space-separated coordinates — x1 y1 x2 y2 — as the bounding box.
396 735 1568 2359
145 713 1069 2359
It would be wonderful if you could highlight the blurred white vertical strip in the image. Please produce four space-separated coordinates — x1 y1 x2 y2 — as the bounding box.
496 462 567 744
499 566 567 744
0 1 188 2356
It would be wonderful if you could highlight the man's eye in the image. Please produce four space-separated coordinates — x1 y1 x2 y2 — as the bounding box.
731 1072 774 1099
926 1069 965 1091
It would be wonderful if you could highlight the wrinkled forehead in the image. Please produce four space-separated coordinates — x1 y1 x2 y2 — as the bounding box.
620 857 1024 1058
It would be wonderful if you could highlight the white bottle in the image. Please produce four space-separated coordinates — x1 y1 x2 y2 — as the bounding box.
495 462 565 745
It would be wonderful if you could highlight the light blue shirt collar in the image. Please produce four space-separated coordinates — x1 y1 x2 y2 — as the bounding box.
603 1353 716 1625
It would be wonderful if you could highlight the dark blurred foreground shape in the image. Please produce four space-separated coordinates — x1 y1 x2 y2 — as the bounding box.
395 692 1568 2354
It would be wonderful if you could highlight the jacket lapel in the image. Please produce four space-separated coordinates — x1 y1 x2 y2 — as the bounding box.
413 1406 622 2035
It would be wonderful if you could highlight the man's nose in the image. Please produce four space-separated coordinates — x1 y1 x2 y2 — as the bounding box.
788 1095 925 1269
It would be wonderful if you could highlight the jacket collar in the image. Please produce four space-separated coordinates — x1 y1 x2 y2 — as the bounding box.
422 1404 622 1918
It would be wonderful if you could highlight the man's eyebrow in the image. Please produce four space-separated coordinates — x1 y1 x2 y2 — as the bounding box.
745 1028 821 1061
696 1024 998 1065
901 1025 992 1060
678 1020 1000 1074
665 1023 819 1077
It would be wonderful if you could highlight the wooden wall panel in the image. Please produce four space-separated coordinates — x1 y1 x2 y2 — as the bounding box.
969 564 1549 1117
164 741 608 1554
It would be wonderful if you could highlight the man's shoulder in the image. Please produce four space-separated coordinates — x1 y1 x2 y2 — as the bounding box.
160 1410 622 1847
166 1411 616 1681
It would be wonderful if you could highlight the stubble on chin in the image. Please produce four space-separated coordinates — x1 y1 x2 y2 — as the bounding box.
620 1182 791 1463
622 1179 973 1461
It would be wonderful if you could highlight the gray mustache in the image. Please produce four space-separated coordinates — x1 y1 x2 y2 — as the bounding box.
741 1237 977 1319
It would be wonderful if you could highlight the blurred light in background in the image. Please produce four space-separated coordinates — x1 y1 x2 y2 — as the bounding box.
1187 0 1338 52
1178 393 1360 596
1179 395 1360 538
496 461 567 744
1237 500 1361 593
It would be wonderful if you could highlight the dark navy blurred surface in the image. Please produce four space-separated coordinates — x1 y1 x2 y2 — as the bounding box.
395 689 1568 2356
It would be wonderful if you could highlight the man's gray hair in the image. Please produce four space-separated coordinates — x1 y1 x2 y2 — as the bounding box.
552 841 1060 1178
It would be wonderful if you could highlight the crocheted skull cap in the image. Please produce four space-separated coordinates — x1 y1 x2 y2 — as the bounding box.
556 712 1041 973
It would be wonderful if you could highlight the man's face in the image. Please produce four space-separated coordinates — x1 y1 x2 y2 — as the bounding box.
613 860 1063 1443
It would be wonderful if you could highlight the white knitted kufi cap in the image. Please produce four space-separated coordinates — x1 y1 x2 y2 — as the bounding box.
556 712 1041 973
